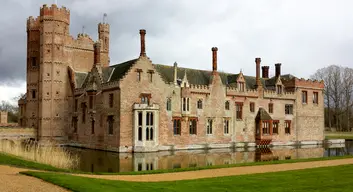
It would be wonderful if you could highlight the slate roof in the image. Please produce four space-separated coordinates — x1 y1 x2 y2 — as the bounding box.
73 58 297 90
256 108 272 120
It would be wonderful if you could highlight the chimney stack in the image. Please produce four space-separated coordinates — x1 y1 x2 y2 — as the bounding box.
139 29 146 57
212 47 218 72
275 63 281 78
255 58 261 87
173 62 178 85
261 66 269 78
94 42 101 65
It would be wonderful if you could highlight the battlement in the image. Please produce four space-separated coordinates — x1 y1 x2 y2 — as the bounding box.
226 87 258 97
263 90 296 99
190 84 210 90
40 4 70 24
27 16 41 31
98 23 110 32
295 78 324 89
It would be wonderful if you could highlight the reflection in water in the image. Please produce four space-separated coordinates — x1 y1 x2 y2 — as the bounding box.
66 141 353 173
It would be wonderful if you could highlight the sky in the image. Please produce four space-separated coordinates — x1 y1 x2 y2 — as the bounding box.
1 0 353 104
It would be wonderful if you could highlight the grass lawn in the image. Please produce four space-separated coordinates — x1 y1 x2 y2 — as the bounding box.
1 151 353 175
325 131 353 140
22 164 353 192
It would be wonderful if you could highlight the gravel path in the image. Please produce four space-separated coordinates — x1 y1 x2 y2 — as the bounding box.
72 158 353 182
0 166 69 192
0 158 352 191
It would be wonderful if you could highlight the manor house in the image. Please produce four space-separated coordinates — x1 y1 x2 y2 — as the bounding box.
18 4 324 152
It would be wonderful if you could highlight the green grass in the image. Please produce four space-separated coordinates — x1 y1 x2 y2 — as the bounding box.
325 131 353 140
22 164 353 192
1 152 353 176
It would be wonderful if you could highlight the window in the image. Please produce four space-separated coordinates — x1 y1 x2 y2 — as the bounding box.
31 57 37 67
107 115 114 135
137 71 141 82
302 91 307 104
81 103 86 123
91 120 95 134
250 102 255 113
262 121 270 135
225 101 230 110
31 89 36 99
72 117 78 133
285 120 291 134
182 98 189 112
277 85 282 94
74 99 78 112
138 112 142 141
146 112 154 141
268 103 273 114
273 120 279 134
189 118 197 135
206 119 213 135
313 92 318 104
89 96 94 109
224 118 229 134
146 163 154 171
109 93 114 108
285 104 293 115
148 70 154 82
173 118 181 135
166 98 172 111
197 99 203 109
238 82 245 92
236 102 243 120
140 94 151 105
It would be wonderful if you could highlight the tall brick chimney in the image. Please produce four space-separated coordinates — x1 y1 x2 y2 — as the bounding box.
212 47 218 72
275 63 281 78
255 58 261 87
94 42 101 65
261 66 269 78
139 29 146 57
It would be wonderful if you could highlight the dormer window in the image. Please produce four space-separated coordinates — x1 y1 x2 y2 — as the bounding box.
238 82 245 92
277 85 282 94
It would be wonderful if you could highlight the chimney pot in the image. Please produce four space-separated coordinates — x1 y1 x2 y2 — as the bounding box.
275 63 282 78
212 47 218 72
94 42 101 65
255 57 261 87
139 29 146 57
261 66 269 78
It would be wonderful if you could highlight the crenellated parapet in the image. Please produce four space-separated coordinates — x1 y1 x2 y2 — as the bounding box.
40 4 70 24
65 34 95 51
263 90 296 100
226 87 258 97
295 78 324 89
189 84 210 95
27 16 40 31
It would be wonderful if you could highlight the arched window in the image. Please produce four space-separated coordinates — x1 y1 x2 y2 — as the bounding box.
150 128 154 140
197 99 203 109
225 101 230 110
166 98 172 111
146 128 149 141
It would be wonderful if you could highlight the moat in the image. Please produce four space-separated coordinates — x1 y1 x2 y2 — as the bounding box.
66 140 353 173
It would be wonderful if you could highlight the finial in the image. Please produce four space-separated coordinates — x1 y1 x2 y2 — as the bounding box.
82 25 85 34
103 13 107 23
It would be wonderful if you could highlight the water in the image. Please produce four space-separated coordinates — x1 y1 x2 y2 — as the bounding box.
66 140 353 173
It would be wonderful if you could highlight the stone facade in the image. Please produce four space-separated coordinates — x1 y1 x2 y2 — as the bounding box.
19 4 325 153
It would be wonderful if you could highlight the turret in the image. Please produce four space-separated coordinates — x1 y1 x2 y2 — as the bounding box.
98 14 110 67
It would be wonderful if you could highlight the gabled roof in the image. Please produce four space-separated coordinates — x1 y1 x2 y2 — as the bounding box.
256 108 272 120
74 72 88 88
108 59 138 82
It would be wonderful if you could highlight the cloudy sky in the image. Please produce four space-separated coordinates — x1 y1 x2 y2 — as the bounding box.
1 0 353 103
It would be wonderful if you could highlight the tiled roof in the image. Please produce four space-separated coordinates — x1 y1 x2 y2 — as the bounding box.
108 59 138 82
256 108 272 120
74 72 88 88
